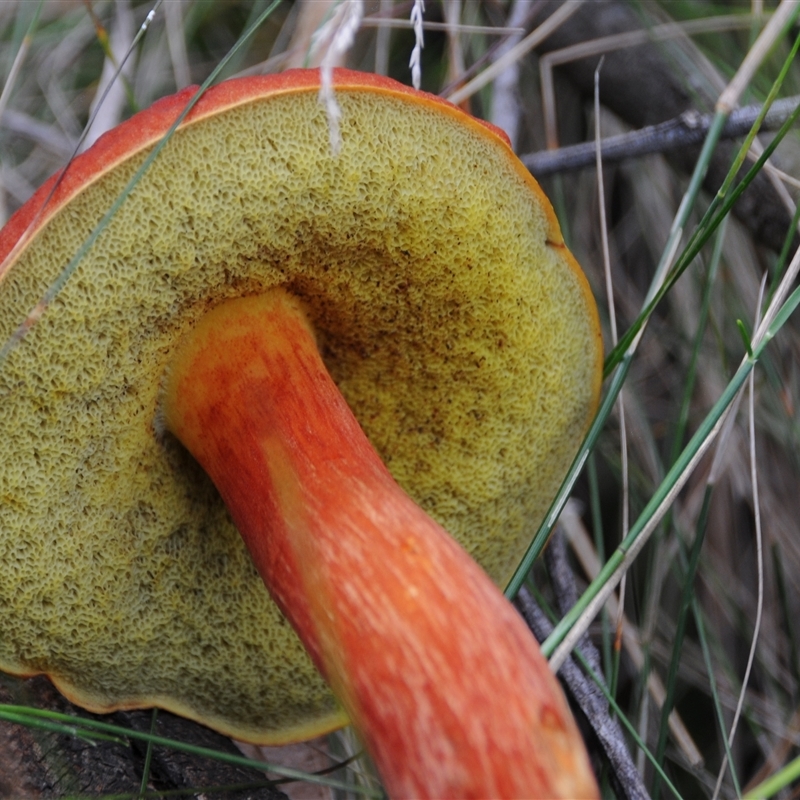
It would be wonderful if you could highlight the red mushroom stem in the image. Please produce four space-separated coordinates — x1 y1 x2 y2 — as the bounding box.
163 290 597 799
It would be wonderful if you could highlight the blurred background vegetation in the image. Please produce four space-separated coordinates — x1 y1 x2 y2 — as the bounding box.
1 1 800 798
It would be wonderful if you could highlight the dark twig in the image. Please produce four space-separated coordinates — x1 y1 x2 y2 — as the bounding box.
544 529 609 691
515 529 650 800
522 94 800 176
516 588 649 800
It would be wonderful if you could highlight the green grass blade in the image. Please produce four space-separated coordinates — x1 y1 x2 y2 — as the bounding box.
138 708 159 799
652 485 713 800
0 704 379 796
0 709 128 745
772 542 800 699
543 280 800 665
0 0 283 369
717 13 800 199
603 95 800 378
505 105 735 600
667 220 727 469
744 754 800 799
695 597 741 799
505 360 622 597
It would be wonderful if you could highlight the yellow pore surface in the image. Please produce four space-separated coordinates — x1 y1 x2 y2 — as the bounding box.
0 87 601 743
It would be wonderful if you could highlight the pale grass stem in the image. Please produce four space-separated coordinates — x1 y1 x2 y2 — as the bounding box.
712 275 769 800
361 17 524 36
373 0 392 76
80 0 137 151
594 58 629 657
0 0 162 285
443 0 464 91
716 0 799 114
164 0 191 91
312 0 364 153
409 0 424 90
0 0 42 226
488 0 530 151
445 0 582 107
0 2 39 124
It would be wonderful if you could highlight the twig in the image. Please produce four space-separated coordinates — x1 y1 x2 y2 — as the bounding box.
538 12 767 151
544 530 604 680
560 502 704 769
515 582 649 800
522 95 800 176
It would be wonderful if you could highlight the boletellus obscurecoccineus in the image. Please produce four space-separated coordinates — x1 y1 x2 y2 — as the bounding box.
0 69 602 798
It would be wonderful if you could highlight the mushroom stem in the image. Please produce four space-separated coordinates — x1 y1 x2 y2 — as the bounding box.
163 290 597 799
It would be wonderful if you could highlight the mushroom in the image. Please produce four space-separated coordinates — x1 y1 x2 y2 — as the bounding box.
0 69 602 797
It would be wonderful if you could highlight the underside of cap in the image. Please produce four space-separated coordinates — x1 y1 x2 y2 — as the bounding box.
0 72 602 743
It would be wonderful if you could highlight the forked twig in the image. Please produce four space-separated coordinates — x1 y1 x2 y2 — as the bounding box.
523 95 800 177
